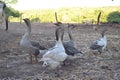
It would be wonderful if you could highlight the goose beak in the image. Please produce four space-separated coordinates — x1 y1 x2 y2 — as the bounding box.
68 23 77 29
23 18 27 22
23 18 29 21
23 18 31 27
23 19 25 21
54 22 62 26
72 24 77 28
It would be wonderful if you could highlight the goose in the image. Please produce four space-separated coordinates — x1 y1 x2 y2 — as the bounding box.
20 18 46 63
90 29 107 54
0 1 8 31
54 22 83 56
62 23 83 56
40 27 68 69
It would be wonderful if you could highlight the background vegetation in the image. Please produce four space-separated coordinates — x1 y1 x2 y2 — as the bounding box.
9 6 120 23
5 6 21 17
3 0 21 19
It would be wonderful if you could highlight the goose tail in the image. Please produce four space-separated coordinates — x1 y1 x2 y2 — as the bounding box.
78 50 83 54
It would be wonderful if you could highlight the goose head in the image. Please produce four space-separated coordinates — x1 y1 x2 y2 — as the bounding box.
23 18 31 32
67 23 77 29
54 22 63 26
23 18 31 25
41 58 60 69
40 57 50 68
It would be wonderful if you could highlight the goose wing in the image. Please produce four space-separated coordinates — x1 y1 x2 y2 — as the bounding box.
97 38 106 46
90 40 104 50
43 47 67 62
63 42 82 56
31 41 46 50
30 46 40 56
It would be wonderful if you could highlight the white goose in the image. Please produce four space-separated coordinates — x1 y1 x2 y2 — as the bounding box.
20 18 46 63
40 27 68 69
90 29 107 54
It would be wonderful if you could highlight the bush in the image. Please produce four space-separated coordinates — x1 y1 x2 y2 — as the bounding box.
9 6 120 22
31 17 40 22
107 11 120 23
5 6 21 17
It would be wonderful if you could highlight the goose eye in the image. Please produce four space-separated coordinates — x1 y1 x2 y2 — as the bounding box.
42 61 49 67
44 61 47 65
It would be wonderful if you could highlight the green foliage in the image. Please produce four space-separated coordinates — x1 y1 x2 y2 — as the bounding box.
2 0 18 4
1 0 20 17
31 17 40 22
9 16 20 22
5 6 21 17
107 11 120 23
9 6 120 23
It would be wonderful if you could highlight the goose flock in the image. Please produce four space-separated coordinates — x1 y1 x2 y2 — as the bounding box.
19 15 108 69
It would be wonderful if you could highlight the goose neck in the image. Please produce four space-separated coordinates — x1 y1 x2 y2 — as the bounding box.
68 25 73 41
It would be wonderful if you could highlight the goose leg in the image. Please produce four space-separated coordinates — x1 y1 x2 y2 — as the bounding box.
98 50 102 54
34 55 38 64
63 59 68 66
105 46 109 51
29 53 32 63
63 60 66 66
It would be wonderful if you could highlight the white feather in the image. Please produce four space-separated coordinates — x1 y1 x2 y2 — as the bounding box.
96 36 107 50
41 41 67 68
41 58 60 69
40 28 68 69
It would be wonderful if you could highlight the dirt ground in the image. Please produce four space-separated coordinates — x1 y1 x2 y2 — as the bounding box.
0 22 120 80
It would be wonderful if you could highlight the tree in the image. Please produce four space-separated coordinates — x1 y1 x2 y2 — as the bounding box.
2 0 18 4
107 11 120 23
5 6 21 17
1 0 20 17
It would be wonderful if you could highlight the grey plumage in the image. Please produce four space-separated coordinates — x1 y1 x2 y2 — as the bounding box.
90 41 103 53
63 23 83 56
31 46 40 56
90 29 107 54
31 41 46 50
63 42 82 56
90 41 103 49
54 22 83 56
20 18 45 63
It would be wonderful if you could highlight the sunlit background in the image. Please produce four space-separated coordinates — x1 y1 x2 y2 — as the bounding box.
6 0 120 23
11 0 120 10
